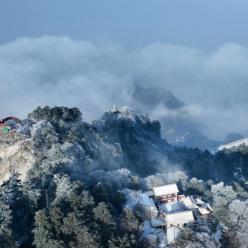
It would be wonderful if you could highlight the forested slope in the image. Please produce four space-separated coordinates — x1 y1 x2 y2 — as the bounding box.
0 106 248 247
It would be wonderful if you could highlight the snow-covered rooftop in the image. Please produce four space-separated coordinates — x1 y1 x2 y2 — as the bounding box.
180 196 197 209
153 184 179 197
198 207 210 215
159 201 186 213
165 210 194 226
195 198 205 205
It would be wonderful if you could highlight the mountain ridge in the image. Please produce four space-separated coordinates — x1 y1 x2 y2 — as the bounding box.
218 137 248 151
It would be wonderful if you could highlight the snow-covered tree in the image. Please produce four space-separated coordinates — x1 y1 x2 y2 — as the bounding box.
211 182 237 225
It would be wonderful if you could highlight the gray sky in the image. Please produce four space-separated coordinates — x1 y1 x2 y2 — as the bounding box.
0 1 248 139
1 0 248 49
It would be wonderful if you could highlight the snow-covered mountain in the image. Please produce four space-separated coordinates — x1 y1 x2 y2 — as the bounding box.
133 85 220 150
0 106 172 184
218 138 248 151
133 85 246 151
1 105 247 186
2 106 248 248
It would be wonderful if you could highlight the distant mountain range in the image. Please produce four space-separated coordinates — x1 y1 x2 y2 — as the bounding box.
133 84 244 150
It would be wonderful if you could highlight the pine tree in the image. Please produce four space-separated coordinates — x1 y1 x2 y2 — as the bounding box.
0 200 16 248
33 210 53 248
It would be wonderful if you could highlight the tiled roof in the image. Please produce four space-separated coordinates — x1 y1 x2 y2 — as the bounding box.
153 184 179 197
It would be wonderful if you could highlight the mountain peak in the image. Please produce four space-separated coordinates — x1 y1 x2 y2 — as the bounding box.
133 84 184 109
93 106 161 137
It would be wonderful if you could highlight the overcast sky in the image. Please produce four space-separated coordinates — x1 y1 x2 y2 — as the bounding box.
1 0 248 49
0 1 248 139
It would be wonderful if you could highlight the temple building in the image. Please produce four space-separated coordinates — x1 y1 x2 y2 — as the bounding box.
153 183 179 203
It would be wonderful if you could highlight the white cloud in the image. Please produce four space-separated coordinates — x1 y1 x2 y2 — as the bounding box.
0 36 248 138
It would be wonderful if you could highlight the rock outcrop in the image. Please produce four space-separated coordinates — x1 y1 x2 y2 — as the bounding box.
0 138 35 184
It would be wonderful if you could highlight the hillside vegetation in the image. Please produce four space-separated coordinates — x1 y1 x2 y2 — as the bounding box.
0 106 248 247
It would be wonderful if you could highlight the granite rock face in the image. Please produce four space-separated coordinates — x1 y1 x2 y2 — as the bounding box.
0 138 35 184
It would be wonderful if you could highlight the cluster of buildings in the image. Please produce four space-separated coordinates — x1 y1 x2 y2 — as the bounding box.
123 183 213 246
0 117 21 136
